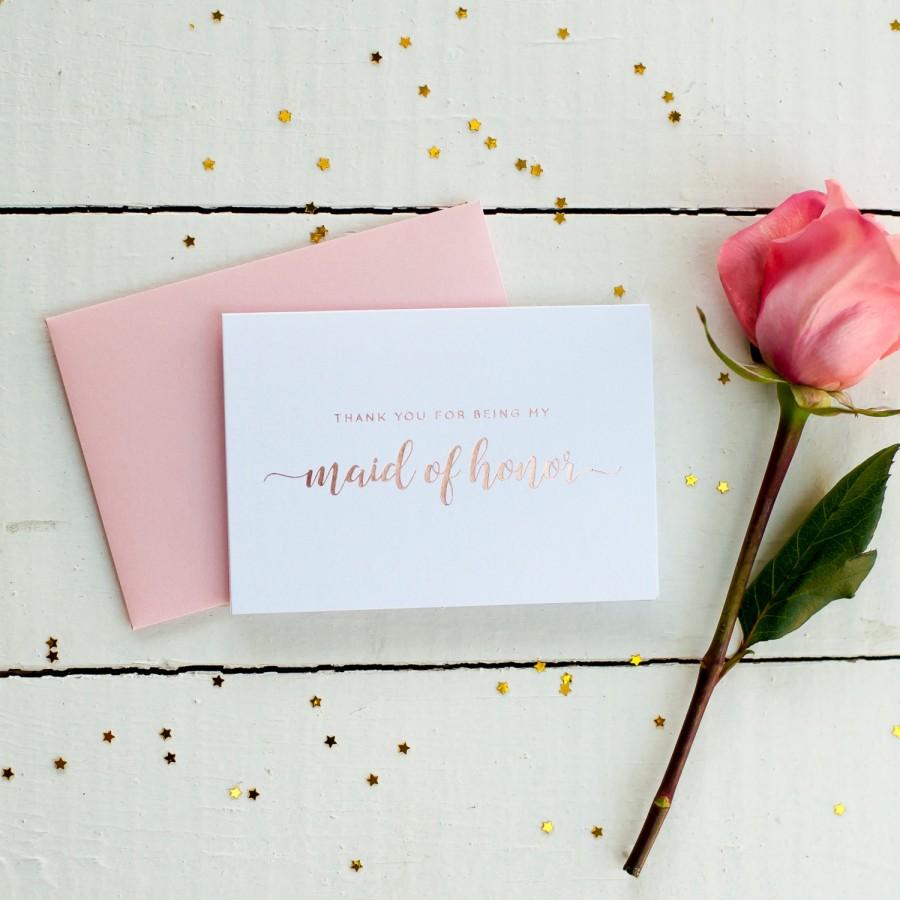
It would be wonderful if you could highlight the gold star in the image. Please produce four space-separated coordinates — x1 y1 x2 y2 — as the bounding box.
496 681 509 694
183 235 195 247
211 10 223 22
716 480 730 494
561 673 573 684
833 802 846 816
102 731 115 743
316 157 330 171
559 682 571 696
160 727 172 740
534 660 546 672
530 163 543 177
540 820 554 834
277 109 292 123
654 715 666 728
398 742 410 754
202 157 215 170
557 27 570 40
53 757 67 770
668 110 682 124
427 145 441 158
310 224 328 244
629 654 643 666
46 650 59 663
892 725 900 738
399 36 412 48
718 371 731 385
555 197 566 209
456 7 468 19
891 19 900 31
591 825 604 838
367 773 379 786
46 637 58 649
515 158 527 171
229 786 242 799
1 768 13 781
684 473 698 487
484 136 497 149
418 84 431 97
164 751 176 764
662 91 674 103
212 674 224 687
554 211 566 225
304 201 317 214
350 859 363 872
324 735 337 747
634 62 646 75
370 51 382 64
248 788 259 800
613 284 626 298
468 118 481 132
310 695 322 708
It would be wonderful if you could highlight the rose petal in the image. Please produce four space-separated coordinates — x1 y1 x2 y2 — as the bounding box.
821 179 858 216
717 189 826 342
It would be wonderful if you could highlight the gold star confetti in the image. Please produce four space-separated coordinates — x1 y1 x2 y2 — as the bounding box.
591 825 604 838
654 715 666 728
629 654 643 666
496 681 510 694
229 786 242 799
716 480 730 494
555 197 566 209
316 157 330 171
428 145 441 158
418 84 431 97
540 820 554 834
398 742 410 754
559 681 571 696
891 19 900 31
304 201 317 215
634 62 646 75
164 751 176 765
160 727 172 740
613 284 626 298
370 51 382 64
46 650 59 663
892 724 900 738
102 731 115 743
668 110 682 124
559 672 573 695
662 91 675 103
554 211 566 225
718 371 731 385
211 10 223 22
515 158 527 171
456 7 468 19
183 235 195 247
310 224 328 244
367 773 379 786
350 859 363 872
248 788 259 800
534 660 546 672
530 164 543 177
833 802 846 816
484 136 497 149
325 735 337 747
468 118 482 132
684 473 698 487
557 27 570 40
277 109 292 123
53 757 67 770
1 768 13 781
310 695 322 708
212 674 224 687
46 637 58 649
399 36 412 48
202 157 215 171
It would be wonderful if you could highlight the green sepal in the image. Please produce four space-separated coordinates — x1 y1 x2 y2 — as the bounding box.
696 307 786 385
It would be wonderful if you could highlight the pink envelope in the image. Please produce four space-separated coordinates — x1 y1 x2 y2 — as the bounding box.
47 204 507 628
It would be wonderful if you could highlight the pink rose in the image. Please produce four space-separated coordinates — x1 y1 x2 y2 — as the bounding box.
717 180 900 391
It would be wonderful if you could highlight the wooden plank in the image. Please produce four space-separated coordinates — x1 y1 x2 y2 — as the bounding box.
2 1 899 208
0 661 897 897
1 212 898 667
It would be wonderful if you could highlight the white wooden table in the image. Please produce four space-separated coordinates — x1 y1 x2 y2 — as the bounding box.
2 2 899 897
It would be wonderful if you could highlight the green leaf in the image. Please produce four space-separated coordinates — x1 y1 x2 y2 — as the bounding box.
738 444 899 648
696 307 786 385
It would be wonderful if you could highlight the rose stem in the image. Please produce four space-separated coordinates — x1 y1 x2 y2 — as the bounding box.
623 383 809 877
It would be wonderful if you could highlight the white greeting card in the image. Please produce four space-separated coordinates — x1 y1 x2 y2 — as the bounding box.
223 305 658 614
